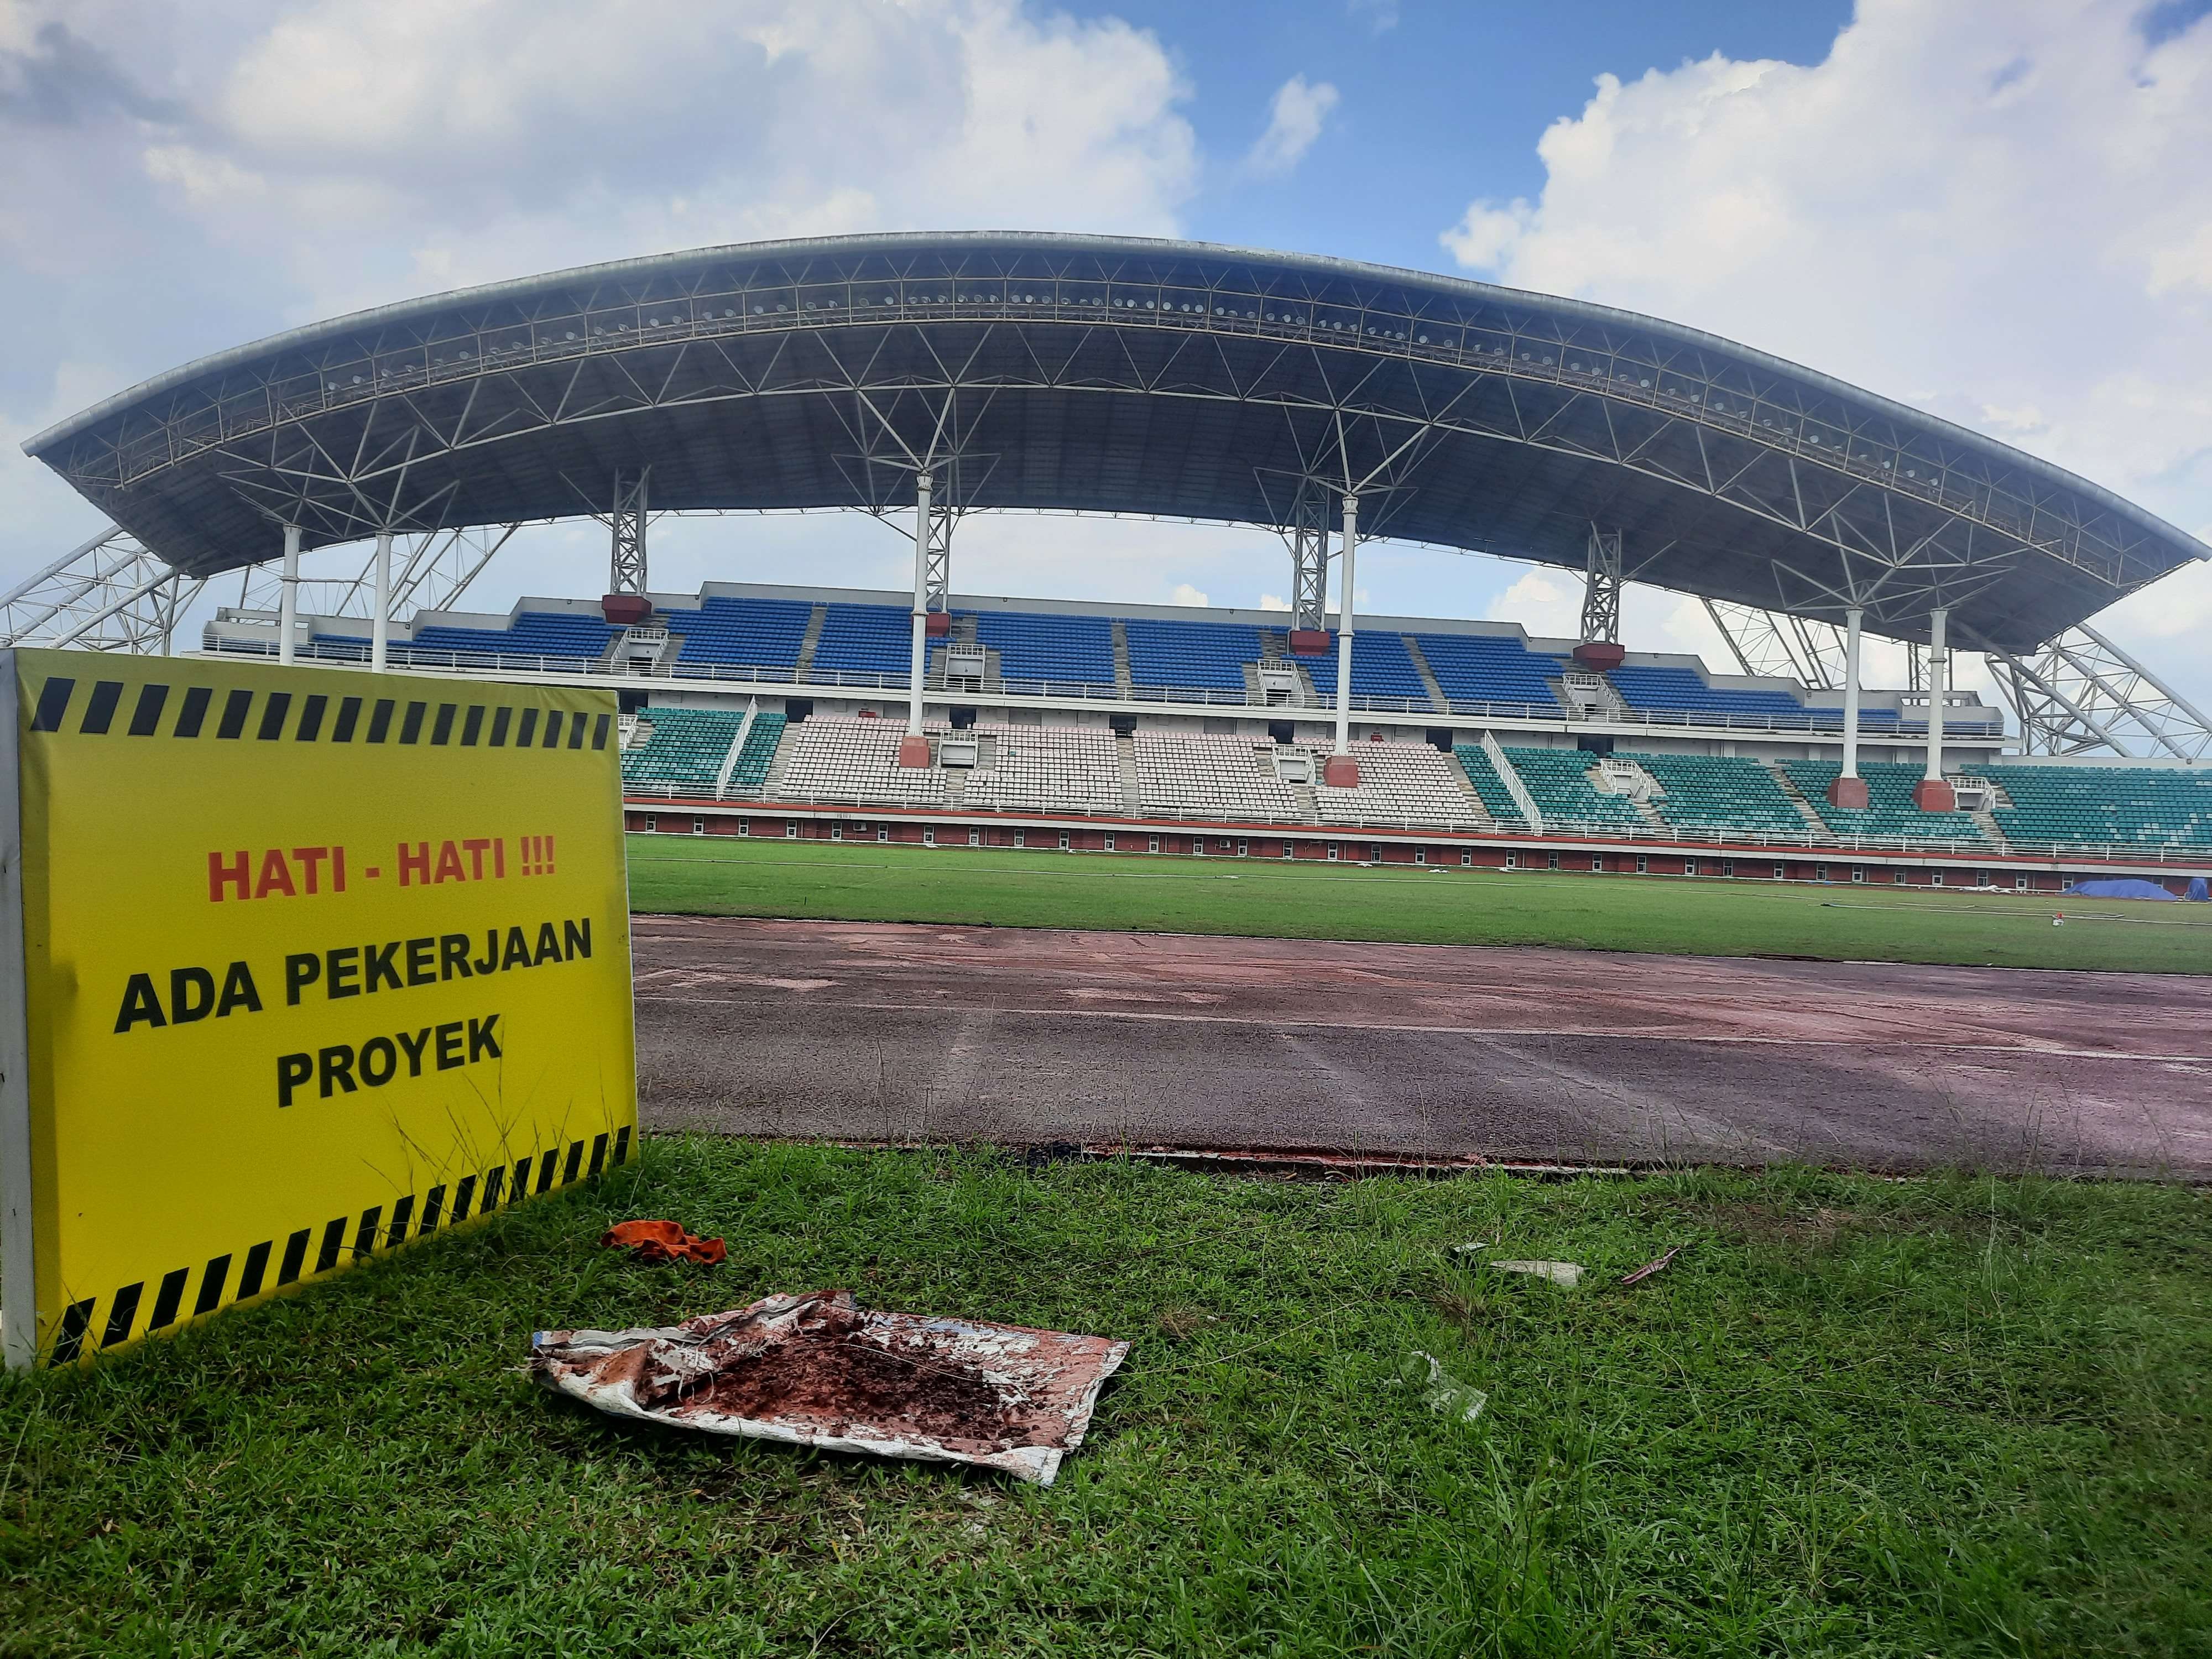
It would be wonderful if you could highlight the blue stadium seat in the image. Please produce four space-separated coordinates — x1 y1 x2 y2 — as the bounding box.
1608 664 1806 722
1416 634 1566 707
411 611 614 659
1286 633 1431 702
967 610 1117 685
810 604 915 679
667 597 813 670
1125 618 1260 692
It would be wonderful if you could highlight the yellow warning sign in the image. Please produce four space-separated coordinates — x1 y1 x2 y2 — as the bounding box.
0 649 635 1368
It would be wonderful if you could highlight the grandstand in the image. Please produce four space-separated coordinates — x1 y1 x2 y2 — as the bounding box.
1980 763 2212 849
968 611 1117 689
17 230 2209 890
1786 760 1984 842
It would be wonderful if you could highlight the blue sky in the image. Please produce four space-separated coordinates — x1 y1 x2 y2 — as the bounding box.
1109 1 1853 270
2 0 2209 703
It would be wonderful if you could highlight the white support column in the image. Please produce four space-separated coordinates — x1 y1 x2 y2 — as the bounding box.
1923 607 1948 779
1825 606 1867 810
899 472 933 766
1324 493 1360 787
371 530 393 673
1914 606 1955 810
276 523 302 665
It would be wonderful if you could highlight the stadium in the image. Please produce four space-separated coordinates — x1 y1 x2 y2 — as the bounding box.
14 230 2212 895
10 224 2212 1653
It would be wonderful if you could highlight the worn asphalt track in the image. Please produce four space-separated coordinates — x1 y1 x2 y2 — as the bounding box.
634 915 2212 1177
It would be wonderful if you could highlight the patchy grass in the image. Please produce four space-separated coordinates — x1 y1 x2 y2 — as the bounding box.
625 837 2212 974
4 1139 2208 1655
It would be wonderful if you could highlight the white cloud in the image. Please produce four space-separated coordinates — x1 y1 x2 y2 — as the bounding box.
44 0 1201 318
1171 582 1210 607
1347 0 1399 34
0 0 1203 599
1258 592 1292 611
1437 0 2212 701
1244 74 1338 177
1486 570 1580 640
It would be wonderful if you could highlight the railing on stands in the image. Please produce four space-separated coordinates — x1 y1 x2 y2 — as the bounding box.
615 782 2206 864
207 639 2004 739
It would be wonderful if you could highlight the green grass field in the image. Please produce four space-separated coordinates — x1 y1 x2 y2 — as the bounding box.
627 836 2212 974
3 1142 2206 1656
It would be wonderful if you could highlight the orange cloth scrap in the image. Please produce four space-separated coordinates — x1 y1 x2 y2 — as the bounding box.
599 1219 728 1266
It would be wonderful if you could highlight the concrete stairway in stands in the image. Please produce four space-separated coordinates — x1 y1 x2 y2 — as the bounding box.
1404 636 1450 713
1114 732 1142 815
759 721 799 796
1443 752 1494 824
794 604 828 681
1110 620 1134 696
1966 801 2010 851
1766 761 1833 834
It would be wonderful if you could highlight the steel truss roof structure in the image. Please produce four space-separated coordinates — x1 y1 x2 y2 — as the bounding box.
22 232 2206 659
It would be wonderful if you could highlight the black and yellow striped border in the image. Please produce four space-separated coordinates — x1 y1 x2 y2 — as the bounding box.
24 675 613 754
46 1125 629 1366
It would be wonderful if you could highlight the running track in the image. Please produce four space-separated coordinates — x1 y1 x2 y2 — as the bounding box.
634 916 2212 1177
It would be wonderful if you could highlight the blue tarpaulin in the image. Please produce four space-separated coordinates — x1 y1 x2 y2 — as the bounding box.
2190 877 2209 902
2065 878 2178 900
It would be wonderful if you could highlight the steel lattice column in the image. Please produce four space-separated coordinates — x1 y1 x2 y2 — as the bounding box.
608 468 649 597
1286 479 1330 635
1580 528 1623 644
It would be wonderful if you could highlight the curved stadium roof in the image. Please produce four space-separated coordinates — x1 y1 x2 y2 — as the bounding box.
24 232 2206 656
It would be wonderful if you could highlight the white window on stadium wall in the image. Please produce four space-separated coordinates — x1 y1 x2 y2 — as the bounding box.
1014 830 1025 848
2015 874 2029 891
1058 832 1070 851
1193 838 1206 856
1852 865 1866 884
1931 872 1944 886
1503 852 1517 870
1461 849 1473 867
924 828 935 847
830 824 843 841
1546 851 1559 870
738 820 750 837
692 817 705 836
1413 848 1426 865
1635 855 1648 874
1893 868 1908 883
1285 842 1297 860
1147 835 1161 854
1721 859 1735 878
785 821 799 839
1327 842 1339 862
969 829 982 847
1773 864 1786 880
1589 855 1603 872
1103 832 1115 852
877 827 889 842
644 815 658 833
1816 863 1829 883
1684 859 1698 878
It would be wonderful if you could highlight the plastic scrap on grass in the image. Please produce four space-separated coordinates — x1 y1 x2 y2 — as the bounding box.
1404 1351 1487 1423
530 1289 1128 1485
600 1219 728 1265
